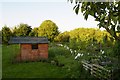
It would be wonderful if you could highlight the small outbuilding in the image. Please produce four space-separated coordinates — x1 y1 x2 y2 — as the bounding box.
9 37 49 61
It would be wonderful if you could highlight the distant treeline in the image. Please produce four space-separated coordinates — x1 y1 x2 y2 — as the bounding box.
1 20 59 44
0 20 115 45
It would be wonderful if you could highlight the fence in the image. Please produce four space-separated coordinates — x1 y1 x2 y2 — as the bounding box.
81 61 112 79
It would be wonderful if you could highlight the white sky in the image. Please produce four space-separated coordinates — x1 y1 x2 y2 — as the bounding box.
0 0 100 32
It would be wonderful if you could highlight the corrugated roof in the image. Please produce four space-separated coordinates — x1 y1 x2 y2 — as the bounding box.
8 37 48 44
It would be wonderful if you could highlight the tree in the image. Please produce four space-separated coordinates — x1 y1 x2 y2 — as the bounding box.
0 30 1 37
54 31 70 42
38 20 59 41
29 27 38 37
2 25 12 44
13 23 32 37
0 30 2 44
68 1 120 41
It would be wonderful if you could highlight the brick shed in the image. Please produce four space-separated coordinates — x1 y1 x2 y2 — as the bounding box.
9 37 49 61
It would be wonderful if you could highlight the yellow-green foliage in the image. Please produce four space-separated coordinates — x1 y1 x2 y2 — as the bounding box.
71 1 120 41
13 23 32 37
69 28 114 45
54 31 70 42
29 27 38 37
38 20 59 41
55 28 115 47
70 28 96 43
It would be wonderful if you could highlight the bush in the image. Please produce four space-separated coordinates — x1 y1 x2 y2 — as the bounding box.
113 40 120 58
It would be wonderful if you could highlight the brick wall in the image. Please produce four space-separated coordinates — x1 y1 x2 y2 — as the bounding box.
38 44 48 59
20 43 48 61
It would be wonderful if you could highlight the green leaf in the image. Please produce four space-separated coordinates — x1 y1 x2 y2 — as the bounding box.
89 11 94 16
113 11 118 16
98 23 104 28
95 18 100 21
73 5 77 10
84 14 88 20
117 25 120 31
81 7 84 13
84 10 89 20
110 25 116 36
100 14 106 20
83 2 88 6
75 4 79 15
112 16 118 25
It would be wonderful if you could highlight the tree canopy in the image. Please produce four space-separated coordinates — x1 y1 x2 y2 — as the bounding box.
0 30 2 37
29 27 38 37
38 20 59 41
2 25 12 44
54 31 70 42
13 23 32 37
68 1 120 40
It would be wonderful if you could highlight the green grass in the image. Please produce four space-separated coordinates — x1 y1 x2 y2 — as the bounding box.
3 62 66 78
2 45 67 78
2 45 82 78
2 44 96 79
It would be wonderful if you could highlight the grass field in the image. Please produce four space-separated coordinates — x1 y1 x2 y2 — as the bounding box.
2 44 66 78
3 43 120 79
2 44 95 79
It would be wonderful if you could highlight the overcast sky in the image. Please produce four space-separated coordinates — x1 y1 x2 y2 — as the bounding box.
0 0 99 32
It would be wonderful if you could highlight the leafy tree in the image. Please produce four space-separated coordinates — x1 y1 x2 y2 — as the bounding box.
0 30 2 44
29 27 38 37
13 23 32 36
0 30 1 37
68 28 114 50
38 20 59 41
12 27 17 36
54 31 70 42
68 1 120 41
2 25 12 44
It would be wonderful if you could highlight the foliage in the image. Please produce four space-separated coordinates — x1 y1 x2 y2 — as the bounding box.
69 28 114 48
0 30 1 37
38 20 59 41
0 30 1 44
54 31 70 42
29 27 38 37
2 25 12 44
53 28 114 52
54 27 114 48
113 40 120 58
68 1 120 40
13 23 32 37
